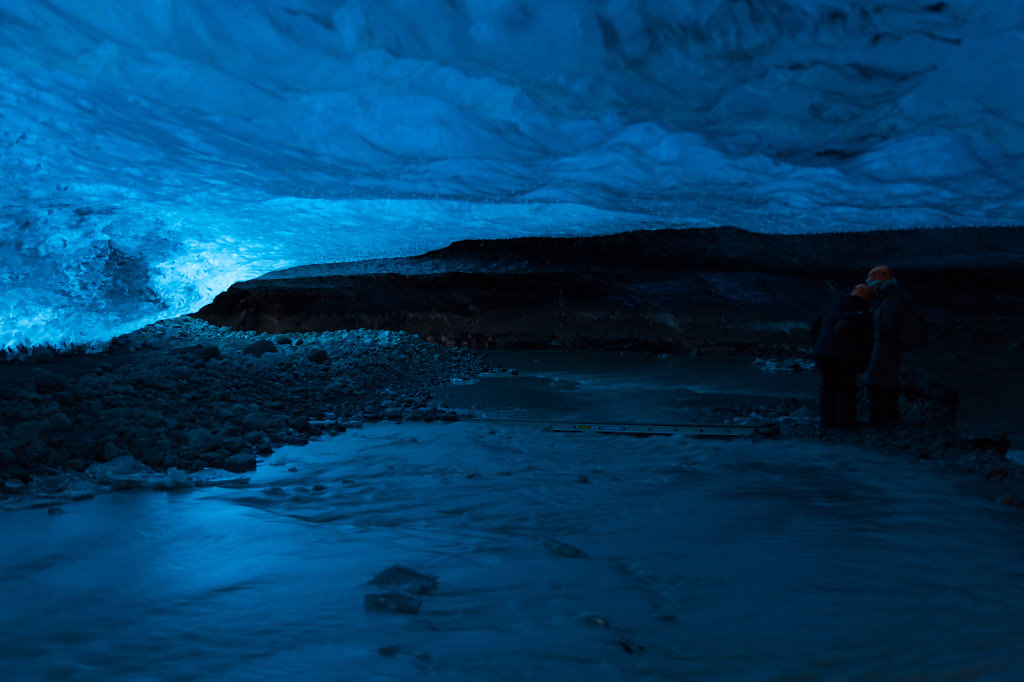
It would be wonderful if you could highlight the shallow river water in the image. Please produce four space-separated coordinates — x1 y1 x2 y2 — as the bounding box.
2 351 1024 681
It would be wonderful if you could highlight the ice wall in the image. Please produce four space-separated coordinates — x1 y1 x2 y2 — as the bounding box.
2 0 1023 349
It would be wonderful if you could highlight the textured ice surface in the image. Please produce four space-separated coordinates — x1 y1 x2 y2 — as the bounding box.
3 352 1024 679
2 0 1023 348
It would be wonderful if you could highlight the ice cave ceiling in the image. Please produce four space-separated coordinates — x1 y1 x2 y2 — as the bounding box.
1 0 1023 349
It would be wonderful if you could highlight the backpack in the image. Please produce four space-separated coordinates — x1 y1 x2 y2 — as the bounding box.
898 300 927 351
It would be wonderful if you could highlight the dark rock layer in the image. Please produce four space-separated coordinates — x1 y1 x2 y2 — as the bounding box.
194 225 1024 351
194 226 1024 441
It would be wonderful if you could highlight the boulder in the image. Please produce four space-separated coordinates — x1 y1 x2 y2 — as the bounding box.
173 345 222 361
221 437 248 454
186 426 219 452
54 391 76 406
306 347 329 364
240 412 265 433
48 413 74 433
139 449 165 468
287 416 311 433
5 464 31 482
243 430 269 444
11 420 48 444
242 339 278 357
33 371 69 394
368 565 438 595
364 593 421 615
225 453 256 473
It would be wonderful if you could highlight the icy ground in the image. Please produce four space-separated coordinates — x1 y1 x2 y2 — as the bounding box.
2 351 1023 681
3 0 1024 348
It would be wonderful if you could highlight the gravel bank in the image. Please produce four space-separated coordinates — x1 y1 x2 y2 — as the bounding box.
0 317 487 491
3 316 1022 511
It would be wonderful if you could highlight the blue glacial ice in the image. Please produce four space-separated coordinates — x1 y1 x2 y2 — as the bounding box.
1 0 1023 349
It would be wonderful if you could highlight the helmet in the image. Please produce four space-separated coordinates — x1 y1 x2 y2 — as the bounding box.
851 284 873 302
867 265 893 285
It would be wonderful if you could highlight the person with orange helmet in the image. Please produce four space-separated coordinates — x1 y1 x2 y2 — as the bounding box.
867 265 893 285
862 264 918 425
810 283 875 430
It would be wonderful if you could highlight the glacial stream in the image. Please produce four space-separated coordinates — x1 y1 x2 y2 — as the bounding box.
2 352 1023 681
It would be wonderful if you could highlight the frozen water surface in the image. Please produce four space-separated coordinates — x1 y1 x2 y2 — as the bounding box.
2 353 1023 680
2 1 1024 348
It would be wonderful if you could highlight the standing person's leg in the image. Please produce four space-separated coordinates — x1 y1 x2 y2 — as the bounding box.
815 357 839 429
835 362 859 430
868 385 899 425
881 385 900 424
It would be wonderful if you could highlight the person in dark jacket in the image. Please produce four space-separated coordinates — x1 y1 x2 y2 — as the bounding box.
810 284 875 430
862 265 911 425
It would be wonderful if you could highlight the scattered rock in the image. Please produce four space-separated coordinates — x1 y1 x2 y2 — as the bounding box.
368 565 438 595
287 416 311 433
186 427 219 453
543 538 588 558
225 453 257 473
242 339 278 357
176 344 221 361
11 420 47 443
221 437 248 454
240 412 266 433
243 430 268 444
48 413 73 432
6 465 30 482
33 371 69 393
139 450 164 468
29 348 57 364
101 442 121 461
364 592 422 615
578 612 611 627
307 347 329 364
615 639 644 654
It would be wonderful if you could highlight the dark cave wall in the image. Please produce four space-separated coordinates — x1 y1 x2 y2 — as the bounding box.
193 268 830 353
194 226 1024 354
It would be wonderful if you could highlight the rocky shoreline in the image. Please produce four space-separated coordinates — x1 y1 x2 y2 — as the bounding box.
0 317 486 493
2 315 1022 512
3 226 1024 509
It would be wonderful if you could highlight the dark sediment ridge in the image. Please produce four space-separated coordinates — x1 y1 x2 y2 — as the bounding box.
195 226 1024 441
196 225 1024 353
3 226 1024 507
